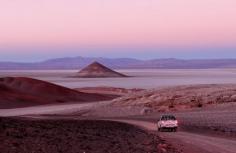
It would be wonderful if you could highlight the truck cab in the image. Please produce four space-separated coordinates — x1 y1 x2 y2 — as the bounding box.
157 115 178 132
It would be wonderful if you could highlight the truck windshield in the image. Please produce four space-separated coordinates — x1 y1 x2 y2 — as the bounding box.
161 116 176 120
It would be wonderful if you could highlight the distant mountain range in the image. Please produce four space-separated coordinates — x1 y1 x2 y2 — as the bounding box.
1 56 236 70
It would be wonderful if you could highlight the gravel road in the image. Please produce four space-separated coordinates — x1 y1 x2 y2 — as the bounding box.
112 120 236 153
0 101 111 117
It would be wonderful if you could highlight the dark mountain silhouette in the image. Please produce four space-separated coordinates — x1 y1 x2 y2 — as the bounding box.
1 56 236 69
76 61 127 78
0 77 117 108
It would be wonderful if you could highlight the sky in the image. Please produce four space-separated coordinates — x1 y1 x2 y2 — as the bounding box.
0 0 236 62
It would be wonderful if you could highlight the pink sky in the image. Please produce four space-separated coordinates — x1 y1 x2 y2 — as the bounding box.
0 0 235 48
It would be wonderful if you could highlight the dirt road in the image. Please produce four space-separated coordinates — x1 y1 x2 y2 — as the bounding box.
113 120 236 153
0 101 110 117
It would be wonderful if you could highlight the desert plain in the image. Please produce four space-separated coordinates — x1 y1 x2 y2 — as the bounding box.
1 69 236 153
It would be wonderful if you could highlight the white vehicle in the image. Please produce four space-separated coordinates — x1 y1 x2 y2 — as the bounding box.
157 115 178 132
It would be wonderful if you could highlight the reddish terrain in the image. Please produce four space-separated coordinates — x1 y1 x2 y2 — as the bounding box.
1 82 236 153
0 117 179 153
0 77 117 109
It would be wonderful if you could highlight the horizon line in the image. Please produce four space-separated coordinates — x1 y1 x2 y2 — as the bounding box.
1 56 236 63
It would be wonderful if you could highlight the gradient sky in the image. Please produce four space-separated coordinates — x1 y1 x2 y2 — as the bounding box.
0 0 236 61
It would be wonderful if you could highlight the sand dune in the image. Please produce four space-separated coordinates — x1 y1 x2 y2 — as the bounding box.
0 77 116 109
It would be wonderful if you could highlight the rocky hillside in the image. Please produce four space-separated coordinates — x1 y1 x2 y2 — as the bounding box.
112 84 236 111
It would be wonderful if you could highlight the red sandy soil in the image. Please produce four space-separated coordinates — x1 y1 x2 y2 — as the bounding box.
0 117 179 153
0 77 118 109
76 61 127 78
